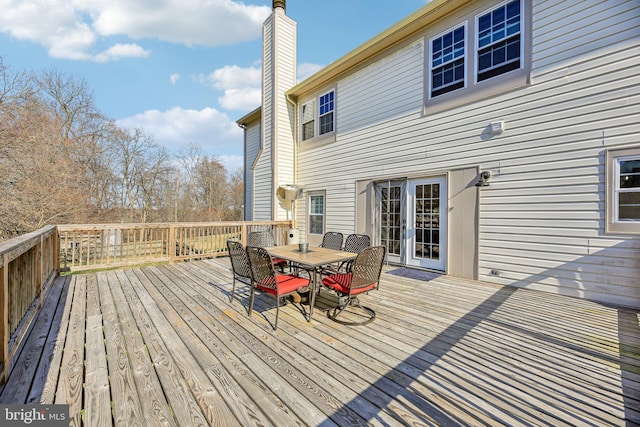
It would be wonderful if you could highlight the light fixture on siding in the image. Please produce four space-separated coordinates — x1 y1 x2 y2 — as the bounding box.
490 120 505 135
475 171 491 187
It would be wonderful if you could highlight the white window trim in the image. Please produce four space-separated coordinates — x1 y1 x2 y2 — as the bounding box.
606 146 640 235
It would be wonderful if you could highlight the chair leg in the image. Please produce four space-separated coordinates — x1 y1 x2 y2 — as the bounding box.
247 286 255 316
327 296 376 326
274 296 280 330
229 276 236 302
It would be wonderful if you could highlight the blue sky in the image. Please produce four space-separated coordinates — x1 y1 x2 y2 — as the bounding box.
0 1 429 172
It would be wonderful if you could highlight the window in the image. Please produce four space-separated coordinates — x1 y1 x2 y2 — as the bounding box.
430 25 466 98
318 91 334 135
615 157 640 221
300 90 335 142
302 101 315 141
606 147 640 234
477 0 522 82
308 193 325 235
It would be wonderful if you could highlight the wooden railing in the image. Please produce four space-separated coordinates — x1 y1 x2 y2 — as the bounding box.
57 221 293 272
0 220 292 384
0 225 59 382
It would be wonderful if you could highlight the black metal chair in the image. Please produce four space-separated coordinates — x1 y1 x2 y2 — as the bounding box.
227 240 251 303
320 232 343 250
338 234 371 273
322 246 386 326
247 230 288 272
246 246 311 330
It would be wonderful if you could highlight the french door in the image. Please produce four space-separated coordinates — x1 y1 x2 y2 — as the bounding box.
377 177 447 271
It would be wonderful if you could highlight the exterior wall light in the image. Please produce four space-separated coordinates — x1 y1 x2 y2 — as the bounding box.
475 171 491 187
490 121 505 134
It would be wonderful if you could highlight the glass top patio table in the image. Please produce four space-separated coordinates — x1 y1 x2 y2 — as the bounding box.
266 244 358 321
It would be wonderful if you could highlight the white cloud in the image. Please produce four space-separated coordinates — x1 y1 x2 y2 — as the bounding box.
116 107 243 160
297 62 324 83
170 73 181 85
201 64 262 111
93 43 151 63
0 0 270 62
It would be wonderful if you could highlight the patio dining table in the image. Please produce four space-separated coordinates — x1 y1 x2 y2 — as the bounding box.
266 244 358 321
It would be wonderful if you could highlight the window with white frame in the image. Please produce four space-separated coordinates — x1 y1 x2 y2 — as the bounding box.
302 100 315 141
476 0 522 82
430 24 466 98
301 90 335 142
606 147 640 234
425 0 527 109
318 91 334 135
308 193 325 235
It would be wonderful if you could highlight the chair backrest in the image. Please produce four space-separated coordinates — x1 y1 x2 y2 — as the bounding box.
321 232 343 250
343 234 371 253
247 230 277 248
351 246 386 291
246 246 277 291
227 240 251 279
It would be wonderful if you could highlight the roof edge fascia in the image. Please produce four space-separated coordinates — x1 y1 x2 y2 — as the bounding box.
237 106 262 127
287 0 464 100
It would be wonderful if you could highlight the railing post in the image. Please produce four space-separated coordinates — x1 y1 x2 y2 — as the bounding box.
241 222 247 246
1 253 9 383
169 224 175 264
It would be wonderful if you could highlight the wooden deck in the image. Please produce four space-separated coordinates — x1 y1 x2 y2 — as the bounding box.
0 258 638 426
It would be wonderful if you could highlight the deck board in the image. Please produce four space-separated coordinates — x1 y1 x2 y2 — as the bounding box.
1 258 638 426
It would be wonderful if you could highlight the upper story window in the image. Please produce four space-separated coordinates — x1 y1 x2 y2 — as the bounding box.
318 91 335 135
425 0 528 110
477 0 522 82
430 25 466 98
302 101 315 141
606 147 640 234
301 90 335 142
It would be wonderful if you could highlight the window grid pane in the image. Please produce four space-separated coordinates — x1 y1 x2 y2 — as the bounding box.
318 91 335 136
431 25 465 97
309 195 324 234
617 159 640 221
302 101 315 141
477 0 521 80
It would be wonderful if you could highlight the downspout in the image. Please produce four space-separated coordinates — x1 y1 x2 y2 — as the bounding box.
286 92 298 228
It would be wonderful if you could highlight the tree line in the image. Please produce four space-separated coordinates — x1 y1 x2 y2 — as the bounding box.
0 57 243 241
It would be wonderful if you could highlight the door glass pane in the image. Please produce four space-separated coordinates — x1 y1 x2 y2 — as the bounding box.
414 183 440 260
380 186 402 256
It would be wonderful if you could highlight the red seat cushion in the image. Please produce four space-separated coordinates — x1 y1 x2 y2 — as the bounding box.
322 273 376 295
272 257 288 266
257 274 309 295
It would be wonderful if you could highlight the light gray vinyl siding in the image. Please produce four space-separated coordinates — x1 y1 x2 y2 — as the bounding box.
244 122 260 220
273 16 296 221
295 0 640 307
257 16 274 221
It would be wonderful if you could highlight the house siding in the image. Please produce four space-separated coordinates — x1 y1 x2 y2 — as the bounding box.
259 10 296 221
294 0 640 307
244 122 260 220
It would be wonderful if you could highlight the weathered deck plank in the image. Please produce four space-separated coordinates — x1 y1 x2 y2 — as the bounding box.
0 257 638 426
